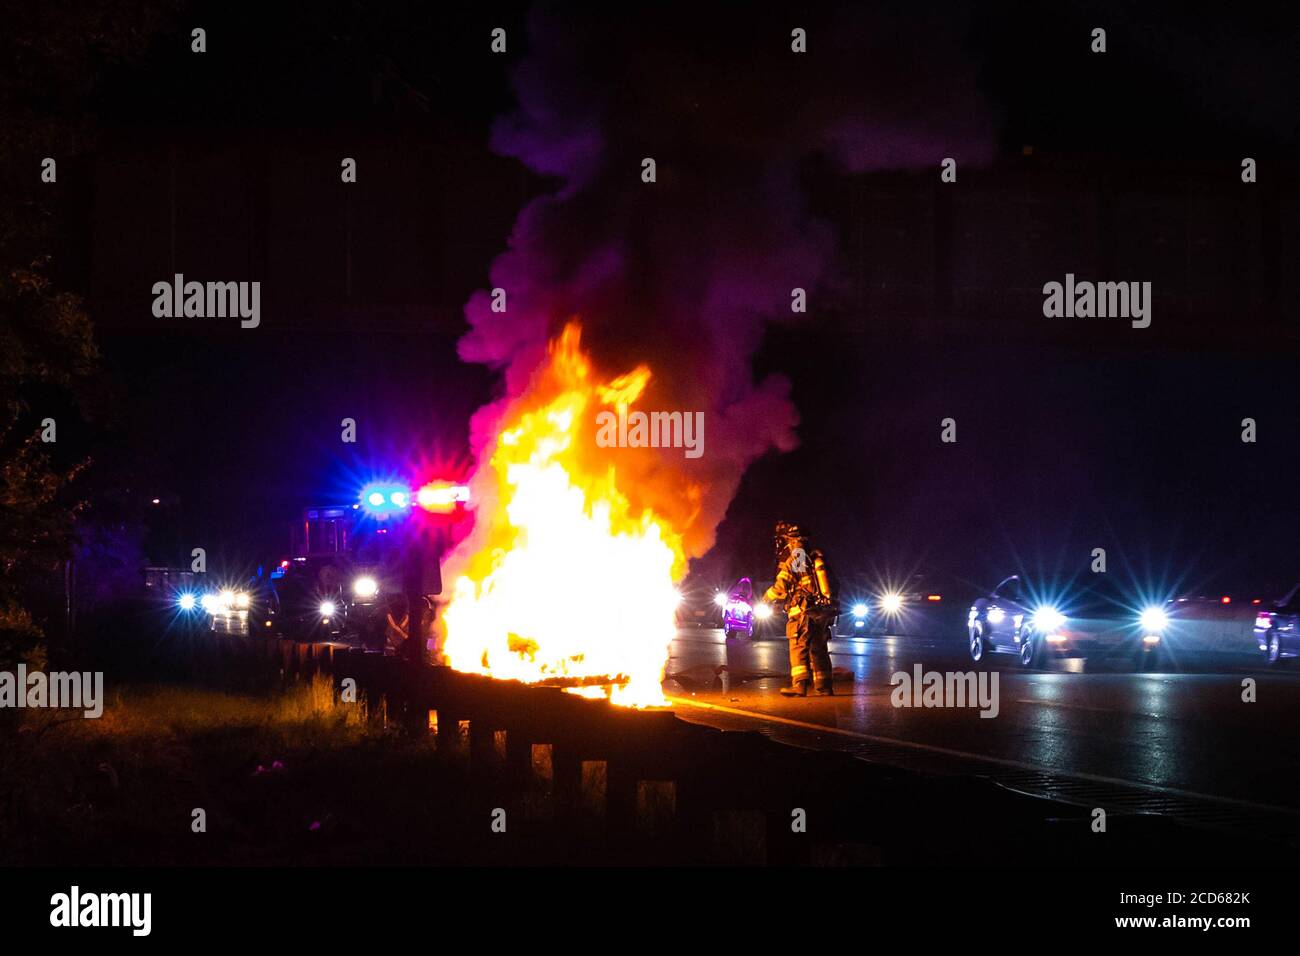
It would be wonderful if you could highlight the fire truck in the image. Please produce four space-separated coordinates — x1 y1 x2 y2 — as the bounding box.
269 481 469 652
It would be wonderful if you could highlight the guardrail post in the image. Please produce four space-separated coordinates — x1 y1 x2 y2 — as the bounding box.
635 780 676 833
710 809 767 864
580 760 608 821
525 743 555 821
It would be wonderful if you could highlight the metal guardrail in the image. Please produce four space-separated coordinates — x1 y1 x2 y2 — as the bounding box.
256 636 1298 863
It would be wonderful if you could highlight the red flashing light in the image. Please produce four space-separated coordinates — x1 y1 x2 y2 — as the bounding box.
417 481 471 514
1221 596 1231 604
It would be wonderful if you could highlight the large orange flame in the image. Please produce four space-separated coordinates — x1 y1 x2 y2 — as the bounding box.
441 322 687 707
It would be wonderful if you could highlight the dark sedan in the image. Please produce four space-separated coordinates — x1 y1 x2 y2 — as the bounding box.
1255 583 1300 666
968 574 1172 668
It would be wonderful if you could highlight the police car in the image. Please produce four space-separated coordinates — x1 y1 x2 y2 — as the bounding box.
716 577 776 639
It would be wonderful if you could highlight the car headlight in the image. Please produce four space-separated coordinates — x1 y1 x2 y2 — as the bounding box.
353 576 378 598
987 606 1005 624
235 591 250 609
754 603 773 620
880 593 903 614
713 592 728 608
319 600 336 618
852 603 868 617
178 593 197 611
199 593 218 613
218 589 236 610
1139 607 1168 633
1032 606 1065 632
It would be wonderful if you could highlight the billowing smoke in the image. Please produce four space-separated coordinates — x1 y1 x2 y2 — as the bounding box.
451 4 993 567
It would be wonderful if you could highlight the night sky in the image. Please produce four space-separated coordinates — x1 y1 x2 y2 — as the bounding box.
51 2 1300 600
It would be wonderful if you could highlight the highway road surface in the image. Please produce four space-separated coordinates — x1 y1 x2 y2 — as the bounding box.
663 627 1300 832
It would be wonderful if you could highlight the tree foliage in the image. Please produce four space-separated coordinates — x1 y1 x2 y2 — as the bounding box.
0 4 177 664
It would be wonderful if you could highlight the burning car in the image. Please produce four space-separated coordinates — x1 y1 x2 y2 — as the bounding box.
439 324 689 707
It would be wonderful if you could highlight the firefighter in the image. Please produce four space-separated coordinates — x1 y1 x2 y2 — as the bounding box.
764 521 836 696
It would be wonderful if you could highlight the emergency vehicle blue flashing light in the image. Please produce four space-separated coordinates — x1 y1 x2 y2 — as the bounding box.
359 482 412 516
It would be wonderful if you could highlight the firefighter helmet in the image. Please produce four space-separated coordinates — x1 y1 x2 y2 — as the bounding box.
774 521 807 559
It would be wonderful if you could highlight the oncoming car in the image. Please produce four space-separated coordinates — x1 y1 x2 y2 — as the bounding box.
967 574 1172 668
834 574 946 637
164 571 271 638
837 600 872 634
675 585 722 628
201 583 264 636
